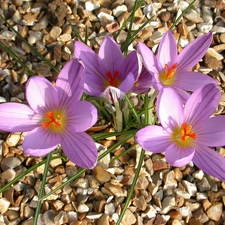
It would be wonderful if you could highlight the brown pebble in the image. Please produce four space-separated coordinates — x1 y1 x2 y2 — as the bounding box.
160 11 171 22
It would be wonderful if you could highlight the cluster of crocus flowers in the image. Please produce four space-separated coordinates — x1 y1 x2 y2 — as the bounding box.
137 30 217 101
136 84 225 181
0 59 98 169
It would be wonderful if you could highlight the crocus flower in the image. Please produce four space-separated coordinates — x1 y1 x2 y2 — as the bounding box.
74 36 139 103
136 84 225 181
0 59 98 169
137 30 217 101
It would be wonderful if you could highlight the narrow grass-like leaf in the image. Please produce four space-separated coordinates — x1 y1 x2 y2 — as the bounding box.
33 152 52 225
0 155 66 194
169 0 197 30
39 133 135 201
0 14 59 73
0 41 35 76
70 21 86 43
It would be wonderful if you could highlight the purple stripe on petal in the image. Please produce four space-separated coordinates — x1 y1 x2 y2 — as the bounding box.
184 84 220 126
137 42 159 75
157 30 178 69
193 144 225 181
165 143 195 167
56 59 84 107
0 103 41 132
98 36 124 74
66 101 97 132
23 126 60 156
174 71 217 91
195 116 225 147
157 87 184 131
136 125 171 153
74 41 103 77
26 76 58 114
177 32 213 73
61 131 98 169
119 72 135 94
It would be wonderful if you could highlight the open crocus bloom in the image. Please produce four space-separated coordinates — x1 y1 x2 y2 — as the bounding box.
136 84 225 181
74 36 139 102
137 30 217 101
0 59 98 169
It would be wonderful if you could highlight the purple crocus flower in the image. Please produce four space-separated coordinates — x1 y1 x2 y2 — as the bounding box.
0 59 98 169
74 36 139 102
136 84 225 181
137 30 217 101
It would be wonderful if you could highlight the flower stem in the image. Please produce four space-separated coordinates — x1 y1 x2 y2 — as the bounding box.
114 100 123 132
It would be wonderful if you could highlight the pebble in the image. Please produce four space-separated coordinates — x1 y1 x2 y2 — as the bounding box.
206 202 223 221
121 209 137 225
0 198 10 214
94 165 111 184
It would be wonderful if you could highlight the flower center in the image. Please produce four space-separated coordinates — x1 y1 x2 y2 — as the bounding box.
42 110 66 133
172 123 196 147
159 63 177 86
106 70 120 87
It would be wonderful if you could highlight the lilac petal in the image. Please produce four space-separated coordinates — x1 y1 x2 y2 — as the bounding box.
157 30 178 70
195 116 225 147
184 84 220 126
0 103 41 132
98 36 124 73
137 42 159 74
157 87 184 131
74 41 103 77
174 71 217 91
136 125 171 153
67 101 97 132
177 32 212 72
83 73 105 96
119 72 136 94
172 87 190 103
122 51 139 80
132 66 152 93
23 127 60 156
26 76 58 114
61 131 98 169
56 59 84 107
193 144 225 181
165 144 195 167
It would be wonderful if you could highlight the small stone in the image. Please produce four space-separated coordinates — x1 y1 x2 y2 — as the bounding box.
161 196 176 214
104 203 115 215
182 180 197 196
160 11 171 22
121 209 136 225
196 177 211 192
94 165 111 184
0 198 10 214
206 202 223 221
184 9 204 23
50 26 62 40
77 203 89 213
104 183 127 197
1 156 21 171
6 133 21 147
97 213 110 225
98 12 114 26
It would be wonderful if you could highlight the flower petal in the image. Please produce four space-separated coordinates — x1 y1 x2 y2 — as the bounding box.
101 86 122 104
26 76 58 114
56 59 84 108
172 87 190 102
61 131 98 169
193 144 225 181
195 116 225 147
119 72 136 94
122 51 139 81
74 41 103 77
177 32 212 72
184 84 220 125
98 36 124 73
23 126 60 156
174 71 217 91
0 103 41 132
157 87 184 131
67 101 97 132
136 125 171 153
137 42 159 74
157 30 178 70
165 144 195 167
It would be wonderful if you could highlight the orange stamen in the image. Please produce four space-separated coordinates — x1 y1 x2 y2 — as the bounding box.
42 111 61 129
181 123 196 141
106 70 119 87
165 64 177 79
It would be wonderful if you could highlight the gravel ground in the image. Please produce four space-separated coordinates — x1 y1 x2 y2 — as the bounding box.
0 0 225 225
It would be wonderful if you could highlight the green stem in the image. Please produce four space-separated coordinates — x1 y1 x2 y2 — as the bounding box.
33 153 52 225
